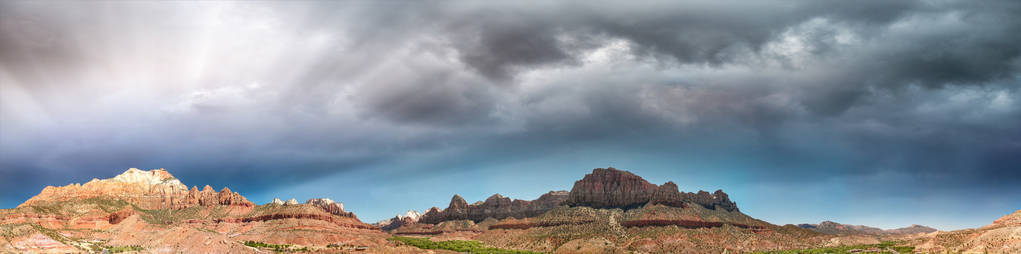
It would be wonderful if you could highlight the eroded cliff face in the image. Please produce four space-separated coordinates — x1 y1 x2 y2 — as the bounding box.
4 168 385 253
564 167 738 212
377 210 423 231
305 198 355 217
20 168 253 210
413 167 740 227
564 167 659 209
418 191 570 224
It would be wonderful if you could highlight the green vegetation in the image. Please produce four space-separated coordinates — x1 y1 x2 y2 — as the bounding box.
105 245 144 253
389 236 543 254
29 224 72 246
751 241 914 254
136 204 230 225
23 198 131 215
243 240 309 253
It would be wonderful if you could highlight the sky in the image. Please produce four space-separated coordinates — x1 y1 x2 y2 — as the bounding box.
1 1 1019 230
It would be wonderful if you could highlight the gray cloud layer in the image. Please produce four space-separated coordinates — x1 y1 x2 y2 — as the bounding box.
1 1 1019 225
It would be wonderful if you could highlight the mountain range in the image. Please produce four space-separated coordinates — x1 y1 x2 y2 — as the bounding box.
1 167 1018 253
796 221 936 235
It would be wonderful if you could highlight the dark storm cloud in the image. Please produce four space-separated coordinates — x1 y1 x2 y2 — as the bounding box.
416 0 928 79
1 0 1019 227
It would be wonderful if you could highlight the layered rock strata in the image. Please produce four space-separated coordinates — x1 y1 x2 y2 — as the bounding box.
377 210 423 231
19 168 253 209
564 167 738 211
419 191 570 224
306 198 353 217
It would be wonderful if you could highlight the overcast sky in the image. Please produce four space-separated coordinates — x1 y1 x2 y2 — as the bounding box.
1 0 1019 230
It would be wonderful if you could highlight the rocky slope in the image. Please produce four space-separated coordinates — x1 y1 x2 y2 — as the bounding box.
0 168 411 253
904 209 1021 253
797 221 937 235
993 210 1021 227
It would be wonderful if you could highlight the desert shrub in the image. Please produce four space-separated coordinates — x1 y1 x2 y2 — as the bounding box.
389 236 541 254
489 220 595 230
750 241 914 254
243 240 299 252
106 245 144 253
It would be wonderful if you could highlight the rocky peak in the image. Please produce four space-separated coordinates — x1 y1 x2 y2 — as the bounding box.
564 167 659 209
111 168 181 187
650 181 684 207
20 168 253 209
285 198 299 205
484 194 513 208
378 209 424 231
306 198 347 216
269 198 284 205
418 191 570 225
446 194 469 214
399 210 422 221
414 167 743 228
565 167 739 212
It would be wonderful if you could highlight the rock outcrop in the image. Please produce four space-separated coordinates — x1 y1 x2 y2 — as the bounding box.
993 210 1021 227
682 189 738 211
649 181 685 207
377 210 423 231
413 167 740 227
20 168 253 210
306 198 352 217
4 168 391 253
565 168 659 209
564 167 738 211
419 191 570 224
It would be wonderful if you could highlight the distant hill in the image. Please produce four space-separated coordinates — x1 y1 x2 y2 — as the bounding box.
797 221 937 235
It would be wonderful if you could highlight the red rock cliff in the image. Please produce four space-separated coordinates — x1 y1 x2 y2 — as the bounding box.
19 168 253 210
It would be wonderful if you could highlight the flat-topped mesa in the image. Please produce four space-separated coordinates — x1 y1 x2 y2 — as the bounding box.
564 167 739 212
20 168 254 210
419 191 570 224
